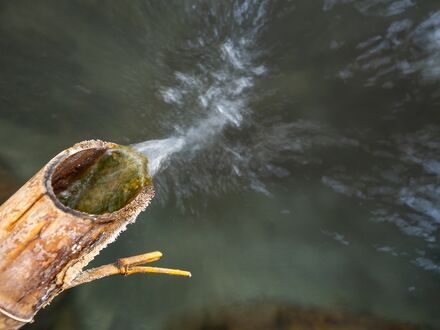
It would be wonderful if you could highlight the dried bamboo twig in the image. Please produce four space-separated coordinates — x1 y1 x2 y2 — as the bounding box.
66 251 191 289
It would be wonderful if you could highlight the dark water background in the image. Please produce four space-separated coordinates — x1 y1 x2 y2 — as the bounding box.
0 0 440 329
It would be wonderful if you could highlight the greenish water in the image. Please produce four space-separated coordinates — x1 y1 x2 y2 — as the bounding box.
0 1 439 329
56 147 151 215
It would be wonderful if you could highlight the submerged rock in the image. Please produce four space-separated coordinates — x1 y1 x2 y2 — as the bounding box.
166 303 431 330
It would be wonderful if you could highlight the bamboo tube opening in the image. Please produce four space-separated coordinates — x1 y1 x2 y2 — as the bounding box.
45 142 153 221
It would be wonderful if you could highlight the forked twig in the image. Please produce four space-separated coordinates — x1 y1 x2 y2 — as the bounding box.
66 251 191 289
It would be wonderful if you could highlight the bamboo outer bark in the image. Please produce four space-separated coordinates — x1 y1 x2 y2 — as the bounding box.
0 140 155 329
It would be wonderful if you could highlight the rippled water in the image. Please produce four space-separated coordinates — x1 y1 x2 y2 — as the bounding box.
0 1 439 329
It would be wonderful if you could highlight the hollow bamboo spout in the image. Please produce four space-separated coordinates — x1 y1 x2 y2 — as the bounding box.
0 140 190 329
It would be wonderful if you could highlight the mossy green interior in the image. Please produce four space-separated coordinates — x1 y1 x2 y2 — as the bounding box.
56 146 151 215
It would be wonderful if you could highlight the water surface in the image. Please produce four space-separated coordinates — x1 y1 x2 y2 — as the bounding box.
0 1 439 329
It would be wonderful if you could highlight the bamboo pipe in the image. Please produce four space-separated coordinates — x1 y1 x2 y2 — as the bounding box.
0 140 190 329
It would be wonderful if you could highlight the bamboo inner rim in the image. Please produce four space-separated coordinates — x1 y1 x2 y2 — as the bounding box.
51 148 107 195
50 147 151 215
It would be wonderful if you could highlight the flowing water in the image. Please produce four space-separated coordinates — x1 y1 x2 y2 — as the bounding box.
132 2 267 176
0 1 440 329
